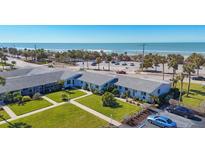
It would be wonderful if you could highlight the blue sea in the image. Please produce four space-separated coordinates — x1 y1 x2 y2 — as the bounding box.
1 43 205 55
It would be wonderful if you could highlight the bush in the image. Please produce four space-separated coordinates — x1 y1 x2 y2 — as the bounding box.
82 83 88 90
111 88 119 96
32 93 41 100
22 96 31 102
102 92 118 107
61 93 68 101
48 64 54 68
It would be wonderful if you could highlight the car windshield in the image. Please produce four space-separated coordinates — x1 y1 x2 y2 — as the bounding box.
167 119 173 124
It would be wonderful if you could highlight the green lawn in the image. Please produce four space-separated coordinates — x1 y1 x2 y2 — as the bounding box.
76 94 142 122
0 109 10 121
46 89 86 103
0 104 108 128
8 99 52 116
177 82 205 109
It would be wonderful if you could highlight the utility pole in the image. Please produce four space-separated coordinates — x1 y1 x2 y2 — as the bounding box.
141 43 145 72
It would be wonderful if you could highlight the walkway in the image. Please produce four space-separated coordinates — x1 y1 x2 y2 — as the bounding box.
42 96 58 105
0 89 122 127
1 105 17 118
0 101 69 125
70 100 121 127
70 91 122 127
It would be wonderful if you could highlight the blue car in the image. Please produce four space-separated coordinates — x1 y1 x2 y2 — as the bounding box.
147 115 177 128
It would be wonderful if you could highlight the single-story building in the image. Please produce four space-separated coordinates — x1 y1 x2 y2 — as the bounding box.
115 75 171 102
0 68 80 98
0 67 171 103
74 72 118 92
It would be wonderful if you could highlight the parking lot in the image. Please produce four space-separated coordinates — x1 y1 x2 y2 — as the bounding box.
141 110 205 128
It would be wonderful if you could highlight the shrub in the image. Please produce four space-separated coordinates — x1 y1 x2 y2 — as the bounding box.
48 64 54 68
111 88 119 96
32 93 41 100
22 96 31 102
102 92 118 107
82 83 88 90
61 93 68 101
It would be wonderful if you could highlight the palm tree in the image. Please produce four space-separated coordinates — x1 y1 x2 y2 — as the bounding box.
1 55 8 70
96 57 102 70
0 76 6 86
176 73 186 102
160 56 167 80
186 53 205 76
11 61 16 69
106 55 112 71
167 56 179 87
183 62 196 96
153 54 160 72
150 94 159 105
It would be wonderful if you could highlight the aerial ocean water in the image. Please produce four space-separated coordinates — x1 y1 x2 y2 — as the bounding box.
1 43 205 55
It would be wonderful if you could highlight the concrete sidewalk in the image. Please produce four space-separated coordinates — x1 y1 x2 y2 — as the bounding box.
1 105 17 118
42 96 58 105
70 99 122 127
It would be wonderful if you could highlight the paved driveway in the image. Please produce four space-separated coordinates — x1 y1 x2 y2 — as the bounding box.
141 110 205 128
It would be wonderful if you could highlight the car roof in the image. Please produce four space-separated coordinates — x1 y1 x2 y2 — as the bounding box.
175 106 189 110
155 115 169 121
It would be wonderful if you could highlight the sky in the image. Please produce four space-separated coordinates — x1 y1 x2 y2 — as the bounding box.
0 25 205 43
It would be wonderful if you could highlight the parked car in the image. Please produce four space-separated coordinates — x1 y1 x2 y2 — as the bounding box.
130 63 135 66
147 115 177 128
91 62 97 66
115 62 120 65
122 62 127 66
166 105 195 119
192 76 205 81
116 70 126 74
111 61 116 64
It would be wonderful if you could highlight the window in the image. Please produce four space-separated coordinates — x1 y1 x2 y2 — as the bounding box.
158 89 161 94
125 87 128 90
96 85 99 88
118 86 122 89
141 92 146 96
67 80 71 84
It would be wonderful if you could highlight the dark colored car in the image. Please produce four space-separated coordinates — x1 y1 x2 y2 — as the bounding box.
130 63 135 66
122 62 127 66
192 76 205 81
167 105 195 119
115 62 120 65
91 62 97 66
116 70 126 74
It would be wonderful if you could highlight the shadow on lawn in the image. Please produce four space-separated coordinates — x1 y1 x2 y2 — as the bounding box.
8 122 32 128
190 89 205 96
65 90 75 95
103 102 123 108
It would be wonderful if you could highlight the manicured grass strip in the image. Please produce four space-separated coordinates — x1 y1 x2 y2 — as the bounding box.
177 82 205 108
76 94 142 121
8 99 52 116
46 89 86 103
0 109 10 121
0 104 108 128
